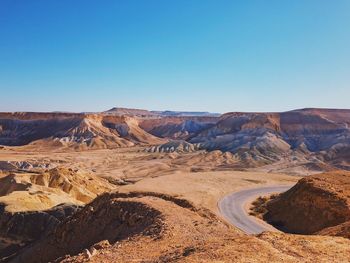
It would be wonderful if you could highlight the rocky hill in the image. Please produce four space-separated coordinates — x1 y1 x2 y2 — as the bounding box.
264 170 350 236
7 192 350 263
0 113 165 149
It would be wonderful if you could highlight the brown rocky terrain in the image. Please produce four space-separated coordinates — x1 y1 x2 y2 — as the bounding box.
264 170 350 237
8 192 350 263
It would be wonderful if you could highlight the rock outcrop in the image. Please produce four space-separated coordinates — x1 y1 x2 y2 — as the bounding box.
0 167 114 212
0 167 114 262
264 171 350 235
145 140 200 153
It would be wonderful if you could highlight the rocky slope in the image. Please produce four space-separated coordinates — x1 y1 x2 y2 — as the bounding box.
0 167 114 261
0 204 80 261
0 167 114 212
7 192 350 263
264 170 350 236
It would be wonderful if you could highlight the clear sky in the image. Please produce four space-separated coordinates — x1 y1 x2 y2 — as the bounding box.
0 1 349 113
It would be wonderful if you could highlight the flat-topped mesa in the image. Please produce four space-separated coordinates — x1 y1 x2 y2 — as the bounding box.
105 107 156 117
106 107 221 118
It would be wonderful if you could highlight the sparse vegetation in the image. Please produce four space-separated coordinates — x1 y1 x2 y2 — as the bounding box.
249 194 278 218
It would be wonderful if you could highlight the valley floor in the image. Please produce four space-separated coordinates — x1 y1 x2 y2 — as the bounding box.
0 146 349 262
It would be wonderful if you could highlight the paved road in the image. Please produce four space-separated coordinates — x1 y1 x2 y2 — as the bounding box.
218 185 293 234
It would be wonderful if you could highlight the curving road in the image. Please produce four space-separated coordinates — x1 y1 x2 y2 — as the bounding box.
218 185 293 234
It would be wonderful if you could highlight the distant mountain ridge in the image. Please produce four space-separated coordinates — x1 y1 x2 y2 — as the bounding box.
152 110 221 117
105 107 221 117
0 107 349 171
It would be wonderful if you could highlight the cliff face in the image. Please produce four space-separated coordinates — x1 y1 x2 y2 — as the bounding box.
265 171 350 235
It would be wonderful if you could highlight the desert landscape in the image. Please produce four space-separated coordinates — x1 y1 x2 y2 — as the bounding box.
2 1 349 261
0 108 349 262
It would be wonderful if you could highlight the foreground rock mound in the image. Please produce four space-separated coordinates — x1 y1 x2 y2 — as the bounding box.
265 171 350 236
7 192 350 263
11 193 164 263
0 204 80 261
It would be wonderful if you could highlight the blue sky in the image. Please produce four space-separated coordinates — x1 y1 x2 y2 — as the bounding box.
0 1 349 113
